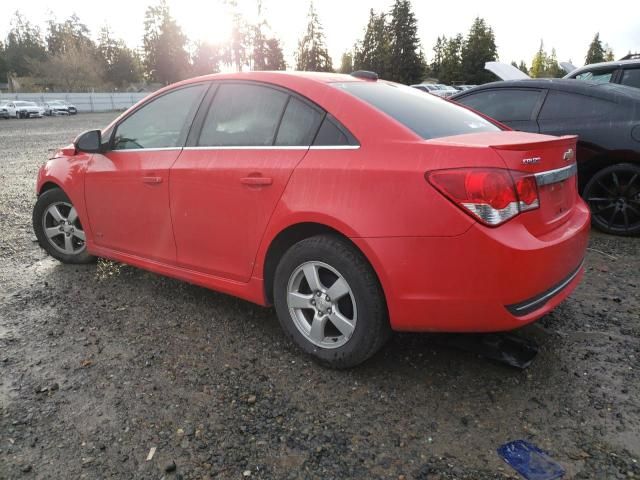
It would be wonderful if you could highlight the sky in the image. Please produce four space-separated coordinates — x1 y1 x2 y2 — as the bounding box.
1 0 639 70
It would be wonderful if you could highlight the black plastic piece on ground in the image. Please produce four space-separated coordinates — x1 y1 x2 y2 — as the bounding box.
436 333 539 369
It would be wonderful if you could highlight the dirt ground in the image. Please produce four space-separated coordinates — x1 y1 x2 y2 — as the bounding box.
1 113 639 479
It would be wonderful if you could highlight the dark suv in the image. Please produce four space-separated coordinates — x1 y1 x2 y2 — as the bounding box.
564 57 640 90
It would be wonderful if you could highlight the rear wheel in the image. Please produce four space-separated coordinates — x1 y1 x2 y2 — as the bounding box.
583 163 640 236
33 189 94 264
274 235 390 368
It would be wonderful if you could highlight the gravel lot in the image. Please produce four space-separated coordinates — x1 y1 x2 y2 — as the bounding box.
1 113 639 479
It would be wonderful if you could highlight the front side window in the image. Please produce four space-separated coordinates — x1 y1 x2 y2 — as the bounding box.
621 68 640 89
112 84 206 150
574 68 616 83
199 83 289 146
456 89 542 122
335 81 499 140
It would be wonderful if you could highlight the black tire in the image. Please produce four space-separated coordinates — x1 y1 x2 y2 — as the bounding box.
273 234 390 368
33 188 94 264
583 163 640 236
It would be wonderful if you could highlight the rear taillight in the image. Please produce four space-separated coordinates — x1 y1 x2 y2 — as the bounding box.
427 168 539 226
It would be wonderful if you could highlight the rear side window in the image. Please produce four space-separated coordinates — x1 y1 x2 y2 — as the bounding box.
574 68 616 83
199 83 288 146
621 68 640 89
456 89 542 122
313 115 357 146
335 82 498 140
539 91 615 120
113 85 206 150
275 97 323 146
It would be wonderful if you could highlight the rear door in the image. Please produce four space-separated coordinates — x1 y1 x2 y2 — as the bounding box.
454 88 545 132
84 83 208 263
170 82 324 282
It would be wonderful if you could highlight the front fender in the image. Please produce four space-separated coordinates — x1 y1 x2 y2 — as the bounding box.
36 153 94 247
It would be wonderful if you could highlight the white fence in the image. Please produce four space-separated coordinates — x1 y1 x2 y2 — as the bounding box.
0 92 150 112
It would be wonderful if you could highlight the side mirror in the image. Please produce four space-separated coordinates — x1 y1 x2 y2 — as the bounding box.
74 129 102 153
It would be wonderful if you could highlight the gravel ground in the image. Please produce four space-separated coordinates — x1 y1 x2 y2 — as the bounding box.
1 113 639 479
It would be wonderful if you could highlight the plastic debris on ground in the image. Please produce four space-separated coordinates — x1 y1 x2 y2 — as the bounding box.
497 440 565 480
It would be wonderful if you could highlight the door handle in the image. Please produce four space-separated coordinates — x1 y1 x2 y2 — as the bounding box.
240 176 273 186
142 176 163 184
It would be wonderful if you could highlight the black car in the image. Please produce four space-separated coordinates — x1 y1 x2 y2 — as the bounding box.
564 58 640 90
0 105 9 119
451 79 640 236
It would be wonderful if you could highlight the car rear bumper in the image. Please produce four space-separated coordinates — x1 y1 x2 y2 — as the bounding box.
352 199 590 332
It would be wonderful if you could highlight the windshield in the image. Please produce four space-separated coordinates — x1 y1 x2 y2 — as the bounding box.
333 81 499 140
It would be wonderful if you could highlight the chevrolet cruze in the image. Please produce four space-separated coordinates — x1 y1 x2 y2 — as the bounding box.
33 71 590 368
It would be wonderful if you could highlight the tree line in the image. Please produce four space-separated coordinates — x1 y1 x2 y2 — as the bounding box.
0 0 621 92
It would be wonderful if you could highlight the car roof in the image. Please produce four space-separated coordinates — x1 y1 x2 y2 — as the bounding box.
451 78 640 103
186 71 367 86
565 58 640 77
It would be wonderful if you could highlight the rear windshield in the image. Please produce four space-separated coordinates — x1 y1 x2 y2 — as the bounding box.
333 81 499 140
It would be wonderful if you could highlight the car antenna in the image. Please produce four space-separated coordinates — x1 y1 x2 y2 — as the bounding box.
350 70 378 81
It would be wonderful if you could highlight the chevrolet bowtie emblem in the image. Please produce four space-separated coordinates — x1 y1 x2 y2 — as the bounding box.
563 148 574 161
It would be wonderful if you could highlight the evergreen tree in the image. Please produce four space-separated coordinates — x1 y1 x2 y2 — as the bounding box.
585 33 606 64
339 51 353 73
143 0 190 84
530 40 547 78
295 2 333 72
250 2 285 71
518 60 529 75
604 45 615 62
430 35 445 79
438 34 463 84
4 12 47 77
388 0 424 84
353 10 390 78
461 17 497 84
263 38 286 70
530 41 563 78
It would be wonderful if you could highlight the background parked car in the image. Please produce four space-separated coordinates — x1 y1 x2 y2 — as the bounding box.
8 101 45 118
44 100 78 116
411 83 458 97
564 58 640 90
411 83 440 94
0 104 10 119
451 79 640 236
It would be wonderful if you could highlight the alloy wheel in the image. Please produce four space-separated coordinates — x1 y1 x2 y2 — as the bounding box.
286 261 357 349
585 166 640 235
41 202 86 255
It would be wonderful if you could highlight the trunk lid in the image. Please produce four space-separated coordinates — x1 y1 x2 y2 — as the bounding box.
429 131 579 235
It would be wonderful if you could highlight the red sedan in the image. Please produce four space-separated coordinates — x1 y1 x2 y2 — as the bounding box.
33 71 590 368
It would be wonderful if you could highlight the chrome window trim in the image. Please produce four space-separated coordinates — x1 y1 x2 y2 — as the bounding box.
111 147 184 152
534 163 577 187
181 145 361 151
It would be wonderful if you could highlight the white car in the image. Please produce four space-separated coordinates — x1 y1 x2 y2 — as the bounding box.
6 101 45 119
432 84 459 98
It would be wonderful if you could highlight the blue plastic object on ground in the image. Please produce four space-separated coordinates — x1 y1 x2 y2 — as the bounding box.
497 440 565 480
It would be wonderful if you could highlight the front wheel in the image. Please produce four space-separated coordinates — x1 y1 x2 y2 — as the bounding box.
33 189 94 264
273 235 390 368
583 163 640 236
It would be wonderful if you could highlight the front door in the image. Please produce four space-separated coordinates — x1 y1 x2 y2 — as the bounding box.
84 83 208 263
